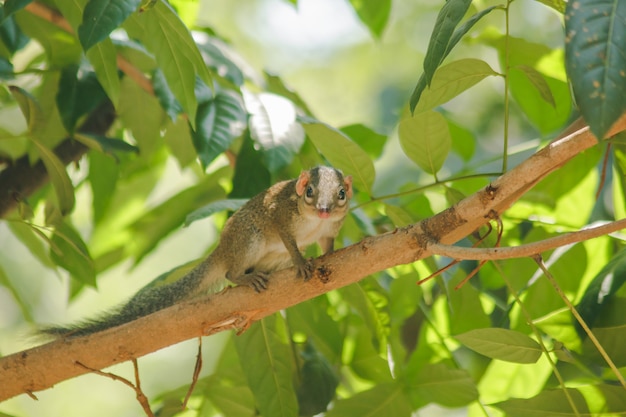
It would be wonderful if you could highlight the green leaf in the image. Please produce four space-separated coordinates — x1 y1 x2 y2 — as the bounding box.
296 342 339 416
0 58 13 79
533 0 566 13
152 68 183 121
0 263 34 322
234 314 298 417
349 327 393 382
88 151 118 223
50 221 96 286
340 280 389 353
51 0 82 28
124 0 213 124
348 0 391 38
9 85 43 133
407 363 478 408
74 133 138 155
206 378 256 417
414 58 498 113
301 118 376 194
185 198 248 227
384 204 416 227
455 328 542 364
0 13 28 54
246 92 305 172
197 38 245 87
514 65 556 107
163 115 196 167
86 39 120 107
576 247 626 337
56 65 108 134
410 5 498 112
326 382 412 417
2 0 32 20
492 388 590 417
286 297 344 363
565 0 626 139
30 139 75 216
398 110 451 176
582 384 626 413
191 90 246 169
341 124 387 159
448 120 475 161
130 172 228 262
447 271 491 335
230 131 271 199
581 317 626 367
14 9 82 67
8 221 55 269
118 75 164 156
265 72 313 115
509 67 571 134
422 0 473 87
78 0 141 51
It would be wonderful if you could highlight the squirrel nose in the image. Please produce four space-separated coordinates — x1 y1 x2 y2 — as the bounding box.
317 206 331 218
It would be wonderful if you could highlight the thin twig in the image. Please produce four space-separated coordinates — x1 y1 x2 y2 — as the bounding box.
25 2 73 33
492 261 582 417
453 213 504 290
131 359 153 416
182 338 204 409
75 361 155 417
428 218 626 261
532 256 626 389
596 143 611 200
418 222 495 286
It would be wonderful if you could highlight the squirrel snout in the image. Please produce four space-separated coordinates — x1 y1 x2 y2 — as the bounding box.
317 206 332 218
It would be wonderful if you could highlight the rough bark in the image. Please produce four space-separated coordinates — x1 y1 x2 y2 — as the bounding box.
1 114 625 401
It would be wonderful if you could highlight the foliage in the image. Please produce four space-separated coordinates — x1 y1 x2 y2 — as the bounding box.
0 0 625 416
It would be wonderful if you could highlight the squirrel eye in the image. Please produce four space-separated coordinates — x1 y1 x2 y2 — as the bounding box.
306 186 314 198
338 188 346 200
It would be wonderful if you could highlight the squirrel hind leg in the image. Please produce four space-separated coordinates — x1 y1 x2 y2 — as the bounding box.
227 269 269 293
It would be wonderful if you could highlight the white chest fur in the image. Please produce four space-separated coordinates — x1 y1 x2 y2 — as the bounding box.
295 215 337 247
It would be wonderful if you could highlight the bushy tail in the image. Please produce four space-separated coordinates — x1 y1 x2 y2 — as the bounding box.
40 260 213 338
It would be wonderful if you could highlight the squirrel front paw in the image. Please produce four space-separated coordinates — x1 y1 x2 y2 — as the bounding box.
246 272 269 292
295 258 314 281
229 271 269 293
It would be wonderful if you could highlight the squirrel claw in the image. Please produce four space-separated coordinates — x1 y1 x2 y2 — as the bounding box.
247 272 269 293
296 259 314 282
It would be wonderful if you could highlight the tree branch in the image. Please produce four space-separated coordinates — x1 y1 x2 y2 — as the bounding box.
1 113 625 401
429 218 626 260
0 100 116 218
0 2 155 218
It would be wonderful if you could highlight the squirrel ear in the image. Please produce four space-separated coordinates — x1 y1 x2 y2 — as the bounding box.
344 175 353 198
296 170 311 196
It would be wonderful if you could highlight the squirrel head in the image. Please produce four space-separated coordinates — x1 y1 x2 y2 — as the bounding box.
295 166 353 220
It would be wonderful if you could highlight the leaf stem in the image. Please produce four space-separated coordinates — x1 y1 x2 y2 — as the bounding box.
502 0 514 172
533 255 626 389
354 171 502 210
418 301 491 417
493 261 581 417
428 218 626 261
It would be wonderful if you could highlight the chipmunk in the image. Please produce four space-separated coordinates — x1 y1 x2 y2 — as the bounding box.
42 166 353 337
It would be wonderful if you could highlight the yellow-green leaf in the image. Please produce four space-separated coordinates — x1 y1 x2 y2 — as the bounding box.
31 139 75 216
301 118 375 194
455 328 543 364
398 110 451 176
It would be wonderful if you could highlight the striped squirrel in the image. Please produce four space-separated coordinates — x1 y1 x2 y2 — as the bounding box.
42 166 353 337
